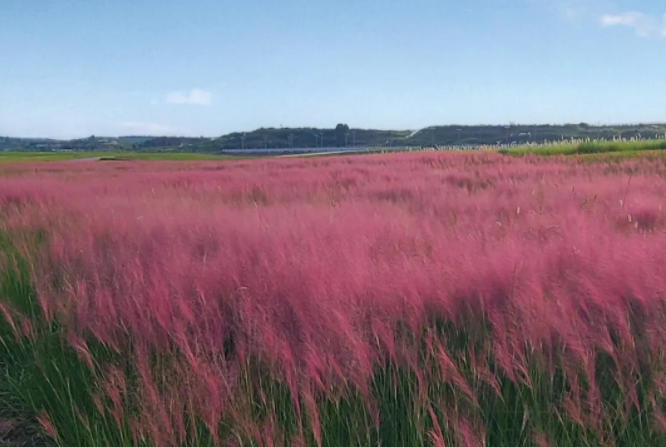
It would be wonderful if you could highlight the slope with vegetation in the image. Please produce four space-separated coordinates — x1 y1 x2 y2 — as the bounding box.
4 123 666 153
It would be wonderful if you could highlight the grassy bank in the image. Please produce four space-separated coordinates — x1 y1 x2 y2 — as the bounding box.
499 139 666 157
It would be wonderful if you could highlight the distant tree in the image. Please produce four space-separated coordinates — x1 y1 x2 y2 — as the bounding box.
335 124 350 147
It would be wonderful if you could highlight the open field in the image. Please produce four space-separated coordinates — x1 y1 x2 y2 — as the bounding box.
4 153 666 446
273 138 666 160
3 136 666 164
0 152 238 163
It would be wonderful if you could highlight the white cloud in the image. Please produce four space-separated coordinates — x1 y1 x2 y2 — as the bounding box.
166 88 212 106
600 11 660 37
563 7 587 20
119 122 177 135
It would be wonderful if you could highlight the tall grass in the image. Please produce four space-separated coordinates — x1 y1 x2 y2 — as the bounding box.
499 138 666 157
3 153 666 446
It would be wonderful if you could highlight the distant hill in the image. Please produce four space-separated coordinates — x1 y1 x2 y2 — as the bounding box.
191 127 413 151
133 123 666 151
0 136 154 152
400 123 666 147
116 136 155 145
3 123 666 153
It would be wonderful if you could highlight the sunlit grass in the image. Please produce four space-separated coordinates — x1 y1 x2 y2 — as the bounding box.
4 152 666 446
499 139 666 157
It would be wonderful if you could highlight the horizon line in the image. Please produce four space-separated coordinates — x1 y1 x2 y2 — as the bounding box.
5 121 666 141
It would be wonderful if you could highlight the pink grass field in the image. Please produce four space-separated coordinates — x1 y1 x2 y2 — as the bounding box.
3 152 666 446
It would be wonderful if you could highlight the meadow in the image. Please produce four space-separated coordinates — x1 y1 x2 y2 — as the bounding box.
3 152 666 446
0 152 236 163
498 138 666 157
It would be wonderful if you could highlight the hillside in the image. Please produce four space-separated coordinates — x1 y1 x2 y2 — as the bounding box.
400 123 666 147
3 123 666 153
190 127 413 151
138 124 666 152
0 136 153 152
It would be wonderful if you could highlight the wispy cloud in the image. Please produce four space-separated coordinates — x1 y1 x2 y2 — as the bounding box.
166 88 212 106
563 7 587 20
600 11 666 37
533 0 589 21
119 122 177 135
538 1 666 37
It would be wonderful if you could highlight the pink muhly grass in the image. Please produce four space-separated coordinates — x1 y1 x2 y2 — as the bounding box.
0 302 19 341
67 331 95 371
75 407 90 430
436 343 476 403
290 434 307 447
302 388 322 447
36 410 57 439
5 153 666 444
18 316 35 340
261 413 282 447
92 394 106 418
653 400 666 434
563 394 585 428
100 365 127 430
456 417 485 447
428 406 447 447
533 432 553 447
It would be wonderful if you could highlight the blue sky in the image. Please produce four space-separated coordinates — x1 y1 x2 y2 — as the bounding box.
1 0 665 138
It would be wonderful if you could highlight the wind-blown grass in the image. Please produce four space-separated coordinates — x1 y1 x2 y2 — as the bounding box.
3 153 666 446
